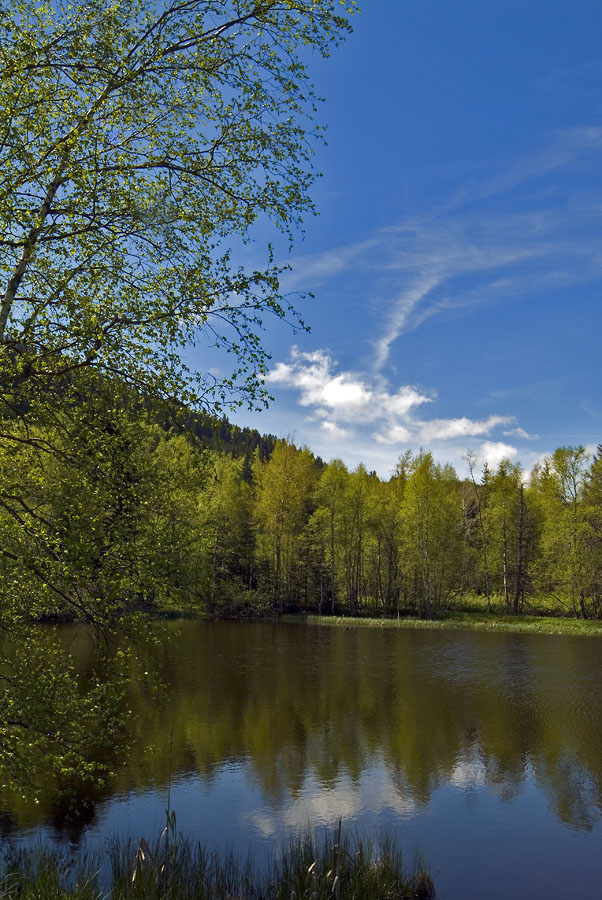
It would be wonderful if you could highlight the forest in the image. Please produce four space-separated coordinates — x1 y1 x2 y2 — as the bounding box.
2 376 600 626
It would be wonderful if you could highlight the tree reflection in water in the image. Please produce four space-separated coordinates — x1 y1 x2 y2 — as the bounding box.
2 621 602 840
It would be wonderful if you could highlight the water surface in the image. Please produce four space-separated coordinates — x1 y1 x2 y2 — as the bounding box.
4 620 602 899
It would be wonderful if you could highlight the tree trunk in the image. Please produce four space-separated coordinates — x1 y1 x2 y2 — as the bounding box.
1 160 67 341
319 547 324 614
330 506 336 615
503 514 510 612
513 484 525 614
276 535 282 614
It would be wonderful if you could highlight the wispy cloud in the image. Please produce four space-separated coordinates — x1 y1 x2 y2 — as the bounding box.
256 130 602 476
373 272 442 370
504 426 540 441
281 237 381 291
451 126 602 207
283 127 602 372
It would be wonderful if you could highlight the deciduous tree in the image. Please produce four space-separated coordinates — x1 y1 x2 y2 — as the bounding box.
0 0 354 791
0 0 354 408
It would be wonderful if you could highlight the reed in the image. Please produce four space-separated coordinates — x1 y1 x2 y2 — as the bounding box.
0 823 435 899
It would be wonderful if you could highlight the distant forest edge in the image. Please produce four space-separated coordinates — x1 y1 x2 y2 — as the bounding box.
161 403 279 468
2 375 600 624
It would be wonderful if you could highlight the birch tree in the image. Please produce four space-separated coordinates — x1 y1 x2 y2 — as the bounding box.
0 0 353 792
532 447 591 616
253 440 316 611
0 0 354 409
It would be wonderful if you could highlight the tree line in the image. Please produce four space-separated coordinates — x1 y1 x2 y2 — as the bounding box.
3 384 600 624
210 437 602 620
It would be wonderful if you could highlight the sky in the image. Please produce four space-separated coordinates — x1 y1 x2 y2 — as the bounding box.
209 0 602 478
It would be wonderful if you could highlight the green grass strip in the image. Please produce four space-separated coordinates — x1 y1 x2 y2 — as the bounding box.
283 611 602 637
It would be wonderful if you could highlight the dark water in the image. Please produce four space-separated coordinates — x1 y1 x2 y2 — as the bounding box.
4 620 602 899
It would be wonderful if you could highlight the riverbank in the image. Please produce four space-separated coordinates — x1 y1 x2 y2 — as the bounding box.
1 827 435 900
36 603 602 637
282 611 602 636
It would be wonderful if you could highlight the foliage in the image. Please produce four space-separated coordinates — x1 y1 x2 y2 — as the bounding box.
0 0 355 793
401 452 464 618
0 0 355 409
198 452 254 614
189 440 602 622
253 440 317 611
0 627 131 795
531 447 592 617
0 378 206 624
6 430 598 639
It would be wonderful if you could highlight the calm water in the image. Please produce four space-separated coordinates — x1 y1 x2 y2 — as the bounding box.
4 620 602 899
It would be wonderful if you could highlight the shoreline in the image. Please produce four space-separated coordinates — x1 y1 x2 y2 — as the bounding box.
36 606 602 637
281 611 602 637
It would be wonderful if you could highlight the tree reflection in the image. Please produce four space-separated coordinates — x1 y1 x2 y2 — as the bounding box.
2 622 601 839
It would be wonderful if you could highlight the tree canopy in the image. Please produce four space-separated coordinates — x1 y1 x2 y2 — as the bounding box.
0 0 355 410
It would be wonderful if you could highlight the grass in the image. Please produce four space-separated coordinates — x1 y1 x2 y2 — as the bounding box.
283 605 602 637
159 589 602 637
0 823 435 900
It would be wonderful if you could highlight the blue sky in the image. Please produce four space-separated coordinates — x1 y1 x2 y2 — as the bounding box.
224 1 602 477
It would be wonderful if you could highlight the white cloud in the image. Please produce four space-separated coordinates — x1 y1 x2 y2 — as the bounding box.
373 424 413 445
266 347 431 427
477 441 519 471
266 348 527 476
268 349 371 419
321 420 350 439
504 426 540 441
321 375 371 413
419 415 513 443
381 386 434 417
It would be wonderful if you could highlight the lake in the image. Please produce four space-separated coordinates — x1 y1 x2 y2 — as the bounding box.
3 619 602 899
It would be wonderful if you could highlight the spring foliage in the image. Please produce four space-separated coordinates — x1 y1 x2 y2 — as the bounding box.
0 0 356 792
0 0 354 407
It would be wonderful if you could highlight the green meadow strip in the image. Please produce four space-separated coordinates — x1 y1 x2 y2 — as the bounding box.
283 612 602 637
